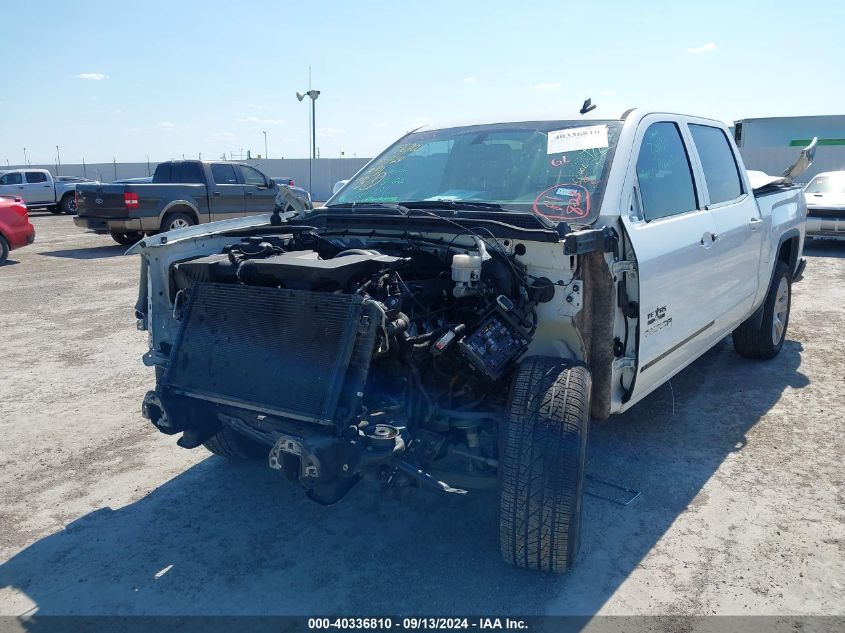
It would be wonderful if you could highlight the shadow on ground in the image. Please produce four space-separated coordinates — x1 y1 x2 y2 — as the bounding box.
38 245 128 260
0 260 20 267
803 239 845 259
0 338 807 617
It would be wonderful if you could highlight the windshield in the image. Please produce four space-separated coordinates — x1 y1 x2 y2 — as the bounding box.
804 173 845 195
328 120 623 224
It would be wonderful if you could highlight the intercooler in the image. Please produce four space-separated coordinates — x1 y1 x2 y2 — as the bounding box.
162 282 381 426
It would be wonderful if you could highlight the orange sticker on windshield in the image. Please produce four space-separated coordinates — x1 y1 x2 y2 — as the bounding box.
533 184 590 220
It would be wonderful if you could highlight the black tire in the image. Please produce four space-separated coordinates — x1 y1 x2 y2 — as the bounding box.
60 193 77 215
110 231 143 246
732 261 792 360
203 425 267 460
161 211 196 232
0 235 9 265
499 356 591 572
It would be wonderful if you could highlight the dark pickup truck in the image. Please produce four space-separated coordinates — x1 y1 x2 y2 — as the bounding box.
74 160 281 245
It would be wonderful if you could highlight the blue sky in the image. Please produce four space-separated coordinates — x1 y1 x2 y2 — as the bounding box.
1 0 843 165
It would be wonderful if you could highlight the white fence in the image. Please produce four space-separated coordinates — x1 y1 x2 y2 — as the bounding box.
3 158 372 201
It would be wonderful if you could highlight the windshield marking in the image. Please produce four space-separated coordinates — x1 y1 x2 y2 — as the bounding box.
547 124 609 154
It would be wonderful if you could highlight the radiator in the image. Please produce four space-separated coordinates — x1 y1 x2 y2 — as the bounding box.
163 282 380 426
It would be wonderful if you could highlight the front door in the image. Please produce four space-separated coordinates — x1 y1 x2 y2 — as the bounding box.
239 165 278 215
620 118 721 402
208 163 245 221
23 171 54 205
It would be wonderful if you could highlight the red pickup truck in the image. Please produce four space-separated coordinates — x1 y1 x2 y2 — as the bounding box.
0 195 35 265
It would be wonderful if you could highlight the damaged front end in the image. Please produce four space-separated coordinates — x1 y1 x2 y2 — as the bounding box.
141 225 548 503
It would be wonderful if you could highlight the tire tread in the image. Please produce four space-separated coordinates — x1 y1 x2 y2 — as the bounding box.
499 357 591 572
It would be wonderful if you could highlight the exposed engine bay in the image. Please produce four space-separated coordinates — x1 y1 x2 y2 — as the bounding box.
145 229 557 503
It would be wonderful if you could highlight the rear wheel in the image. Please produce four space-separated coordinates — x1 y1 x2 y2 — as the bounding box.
0 235 9 265
203 426 267 460
732 261 792 360
60 193 77 214
161 212 196 232
499 356 591 572
110 231 143 246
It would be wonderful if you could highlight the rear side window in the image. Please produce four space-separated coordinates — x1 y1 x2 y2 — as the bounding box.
636 122 698 221
689 124 743 205
0 172 23 185
211 164 238 184
25 171 48 183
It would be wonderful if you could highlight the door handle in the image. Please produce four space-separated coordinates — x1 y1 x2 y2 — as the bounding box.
700 232 718 247
212 191 221 196
749 217 763 231
245 191 254 196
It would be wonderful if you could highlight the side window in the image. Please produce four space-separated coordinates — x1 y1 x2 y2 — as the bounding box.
210 163 238 185
25 171 48 183
1 172 23 185
636 122 698 221
152 163 172 183
689 124 743 205
241 165 267 186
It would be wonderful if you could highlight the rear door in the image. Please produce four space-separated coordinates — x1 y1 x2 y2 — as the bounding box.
619 117 722 402
23 171 54 205
208 163 245 221
0 171 25 199
239 165 278 214
686 122 763 327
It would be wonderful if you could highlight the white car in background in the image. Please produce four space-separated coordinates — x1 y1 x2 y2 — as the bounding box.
804 171 845 240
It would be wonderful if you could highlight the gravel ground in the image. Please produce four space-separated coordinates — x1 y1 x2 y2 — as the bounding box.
0 212 843 617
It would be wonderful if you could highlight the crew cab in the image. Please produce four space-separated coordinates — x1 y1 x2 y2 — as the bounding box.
74 160 310 245
803 171 845 239
0 169 94 214
130 110 810 573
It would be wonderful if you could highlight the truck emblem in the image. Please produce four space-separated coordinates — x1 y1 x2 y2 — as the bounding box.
95 197 103 205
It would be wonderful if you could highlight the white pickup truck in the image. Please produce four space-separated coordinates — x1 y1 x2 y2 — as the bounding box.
130 109 811 573
0 169 95 214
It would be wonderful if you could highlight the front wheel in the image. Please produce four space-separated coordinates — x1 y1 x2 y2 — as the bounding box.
499 357 591 572
110 231 143 246
732 261 792 360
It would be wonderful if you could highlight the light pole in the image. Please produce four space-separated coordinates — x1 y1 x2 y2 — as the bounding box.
56 145 61 176
262 130 268 159
23 147 27 166
296 88 320 195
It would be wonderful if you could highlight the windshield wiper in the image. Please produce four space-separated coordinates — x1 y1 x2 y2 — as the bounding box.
325 202 410 215
400 200 507 212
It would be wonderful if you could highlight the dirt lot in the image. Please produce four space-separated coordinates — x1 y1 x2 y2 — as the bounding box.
0 212 843 617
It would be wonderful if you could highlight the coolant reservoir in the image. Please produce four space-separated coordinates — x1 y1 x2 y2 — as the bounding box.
451 253 482 283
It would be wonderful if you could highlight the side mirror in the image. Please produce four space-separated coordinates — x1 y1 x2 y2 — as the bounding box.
332 179 349 195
